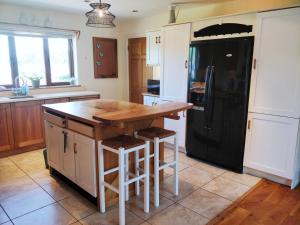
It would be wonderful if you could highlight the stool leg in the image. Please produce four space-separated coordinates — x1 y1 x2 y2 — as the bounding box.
125 153 129 201
154 137 160 207
98 142 106 213
134 150 140 196
144 141 150 213
174 133 179 196
119 148 126 225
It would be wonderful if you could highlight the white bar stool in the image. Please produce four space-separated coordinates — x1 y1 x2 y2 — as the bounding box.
135 127 179 207
98 135 150 225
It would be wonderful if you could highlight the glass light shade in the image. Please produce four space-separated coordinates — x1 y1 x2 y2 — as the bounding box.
86 2 116 28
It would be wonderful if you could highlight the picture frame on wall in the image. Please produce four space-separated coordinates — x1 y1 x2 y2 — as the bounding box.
93 37 118 78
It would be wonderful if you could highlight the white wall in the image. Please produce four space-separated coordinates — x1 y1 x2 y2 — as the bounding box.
0 3 127 100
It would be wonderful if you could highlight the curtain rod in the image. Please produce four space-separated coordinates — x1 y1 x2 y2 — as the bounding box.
0 21 81 39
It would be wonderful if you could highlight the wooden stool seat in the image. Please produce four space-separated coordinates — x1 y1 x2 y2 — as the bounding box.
102 135 145 150
137 127 176 139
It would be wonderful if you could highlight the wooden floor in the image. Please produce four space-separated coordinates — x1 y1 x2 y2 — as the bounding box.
209 179 300 225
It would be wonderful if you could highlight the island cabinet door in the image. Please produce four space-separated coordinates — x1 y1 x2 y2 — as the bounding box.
11 101 45 149
60 130 76 182
45 122 63 171
74 133 97 197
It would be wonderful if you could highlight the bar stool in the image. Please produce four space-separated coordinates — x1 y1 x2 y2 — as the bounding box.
98 135 150 225
135 127 179 207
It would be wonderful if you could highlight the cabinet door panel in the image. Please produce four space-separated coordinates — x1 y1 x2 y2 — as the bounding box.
147 31 160 65
11 101 45 149
60 130 76 181
0 104 14 152
45 122 63 171
244 113 298 179
249 8 300 118
161 23 191 102
44 98 69 104
74 134 96 197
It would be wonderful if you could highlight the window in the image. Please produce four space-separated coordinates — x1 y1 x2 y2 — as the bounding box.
0 35 12 86
0 34 74 88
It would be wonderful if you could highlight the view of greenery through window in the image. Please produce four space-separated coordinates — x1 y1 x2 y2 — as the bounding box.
0 34 74 87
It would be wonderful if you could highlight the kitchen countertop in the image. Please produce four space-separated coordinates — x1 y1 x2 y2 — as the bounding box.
142 92 160 97
0 91 100 104
43 99 192 126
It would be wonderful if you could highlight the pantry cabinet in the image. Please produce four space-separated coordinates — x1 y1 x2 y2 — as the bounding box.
248 8 300 118
45 121 97 197
146 31 161 65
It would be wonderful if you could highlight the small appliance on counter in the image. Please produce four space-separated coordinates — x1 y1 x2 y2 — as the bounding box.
147 79 160 95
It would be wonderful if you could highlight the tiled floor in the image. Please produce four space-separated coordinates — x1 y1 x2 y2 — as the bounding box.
0 148 261 225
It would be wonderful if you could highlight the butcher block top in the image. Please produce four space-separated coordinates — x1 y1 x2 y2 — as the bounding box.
43 99 193 126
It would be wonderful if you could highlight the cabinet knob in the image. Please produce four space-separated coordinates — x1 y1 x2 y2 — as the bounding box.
247 120 251 130
185 60 188 69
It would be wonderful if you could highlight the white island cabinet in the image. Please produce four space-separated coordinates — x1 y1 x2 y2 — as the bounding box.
45 121 97 196
244 8 300 188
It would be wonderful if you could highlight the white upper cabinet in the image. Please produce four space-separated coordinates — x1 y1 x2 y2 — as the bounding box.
160 23 191 102
249 8 300 118
146 31 161 65
244 113 299 180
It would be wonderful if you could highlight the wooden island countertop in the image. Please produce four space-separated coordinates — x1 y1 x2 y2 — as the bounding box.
43 99 193 126
42 99 192 210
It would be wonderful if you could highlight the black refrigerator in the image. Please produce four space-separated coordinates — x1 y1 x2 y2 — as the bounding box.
186 37 254 173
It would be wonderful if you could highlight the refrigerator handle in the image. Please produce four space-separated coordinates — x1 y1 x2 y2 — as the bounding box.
207 66 215 126
203 66 211 105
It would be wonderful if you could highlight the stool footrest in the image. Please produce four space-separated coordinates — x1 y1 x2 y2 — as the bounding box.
104 167 119 175
125 174 147 186
159 161 176 170
138 153 155 162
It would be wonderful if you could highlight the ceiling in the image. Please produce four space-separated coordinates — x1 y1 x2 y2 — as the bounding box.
0 0 234 19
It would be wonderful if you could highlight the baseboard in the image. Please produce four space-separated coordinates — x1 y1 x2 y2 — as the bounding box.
243 167 292 187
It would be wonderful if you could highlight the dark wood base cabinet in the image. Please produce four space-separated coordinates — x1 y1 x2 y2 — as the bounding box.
0 94 100 158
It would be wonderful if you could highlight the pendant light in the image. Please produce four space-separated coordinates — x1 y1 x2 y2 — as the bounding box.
86 0 116 28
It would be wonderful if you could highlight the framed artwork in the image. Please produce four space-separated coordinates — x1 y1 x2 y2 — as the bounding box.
93 37 118 78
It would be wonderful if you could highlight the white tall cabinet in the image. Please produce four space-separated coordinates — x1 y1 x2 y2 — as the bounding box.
160 23 191 150
244 8 300 188
146 31 161 66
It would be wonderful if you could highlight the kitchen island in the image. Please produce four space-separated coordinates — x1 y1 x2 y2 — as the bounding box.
42 99 192 209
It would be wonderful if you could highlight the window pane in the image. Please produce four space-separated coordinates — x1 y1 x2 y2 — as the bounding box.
0 35 12 86
15 36 46 85
48 38 71 83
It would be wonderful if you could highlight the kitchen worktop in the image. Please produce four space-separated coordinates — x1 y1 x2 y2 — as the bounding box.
0 91 100 104
142 92 160 97
43 99 193 125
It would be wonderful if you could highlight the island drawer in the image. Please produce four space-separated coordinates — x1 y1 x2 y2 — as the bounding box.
44 112 66 127
68 120 94 138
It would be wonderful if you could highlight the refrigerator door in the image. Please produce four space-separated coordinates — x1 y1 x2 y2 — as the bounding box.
205 37 254 172
186 42 214 158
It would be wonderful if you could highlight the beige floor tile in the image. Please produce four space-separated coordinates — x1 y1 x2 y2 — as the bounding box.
80 208 143 225
0 206 9 224
192 161 226 176
126 192 174 220
164 161 190 176
0 175 39 201
164 147 174 158
43 181 76 201
179 167 217 187
28 170 57 186
59 195 96 220
179 188 232 219
148 204 208 225
1 187 55 219
1 221 13 225
167 153 198 166
140 222 151 225
0 158 25 181
12 203 76 225
221 171 261 187
9 151 45 174
202 176 250 201
71 222 82 225
160 175 198 202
